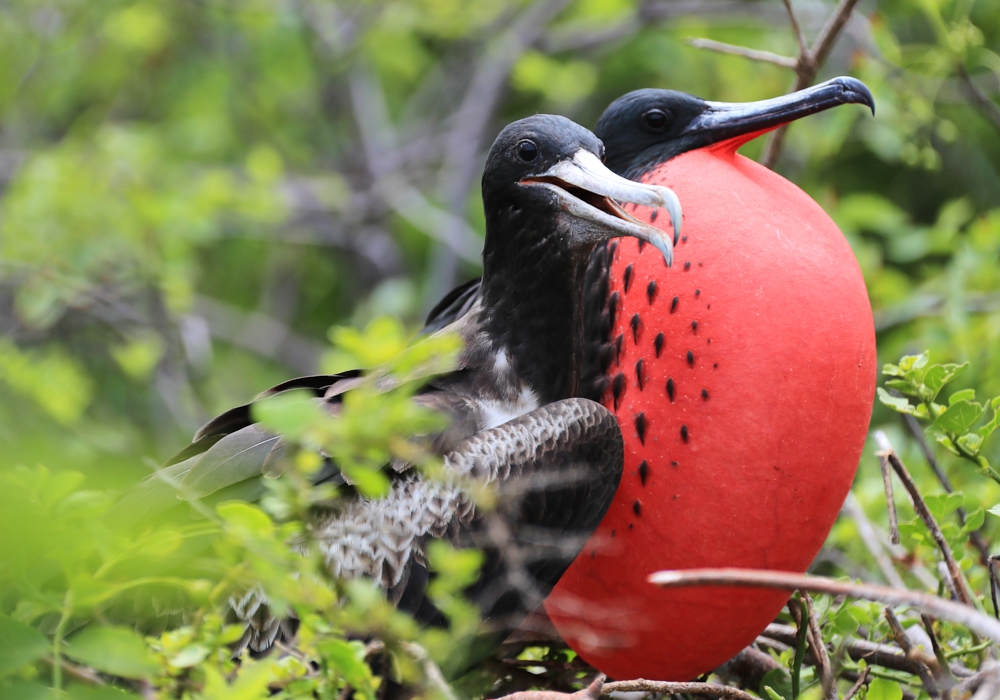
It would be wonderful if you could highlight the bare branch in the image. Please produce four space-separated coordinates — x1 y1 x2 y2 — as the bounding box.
687 38 798 68
957 64 1000 133
877 448 901 545
842 493 907 588
874 431 975 607
780 0 810 57
803 592 835 699
843 667 870 700
903 413 992 567
650 568 1000 642
884 607 940 695
811 0 864 69
602 679 758 700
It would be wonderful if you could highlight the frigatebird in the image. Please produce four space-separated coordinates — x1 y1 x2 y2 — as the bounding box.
420 77 875 681
109 115 681 665
424 76 874 405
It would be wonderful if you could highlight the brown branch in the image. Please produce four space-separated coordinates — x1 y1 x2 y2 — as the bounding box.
842 493 907 588
759 623 973 678
761 0 863 167
903 413 992 567
804 591 835 699
921 613 957 691
874 431 974 607
649 568 1000 642
687 38 797 68
780 0 810 57
843 667 870 700
957 64 1000 133
602 679 758 700
878 449 901 546
952 663 1000 699
884 608 940 696
497 676 604 700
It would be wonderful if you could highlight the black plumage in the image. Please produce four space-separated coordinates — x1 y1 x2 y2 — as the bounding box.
109 115 678 663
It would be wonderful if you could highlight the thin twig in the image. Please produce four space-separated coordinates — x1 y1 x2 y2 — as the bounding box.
990 557 1000 619
687 38 797 68
922 613 957 693
884 608 939 696
874 431 974 607
401 642 457 700
780 0 810 57
804 591 836 699
956 64 1000 133
761 0 863 166
842 493 907 588
843 667 870 700
903 413 992 567
759 623 974 679
602 679 758 700
649 568 1000 642
878 450 901 545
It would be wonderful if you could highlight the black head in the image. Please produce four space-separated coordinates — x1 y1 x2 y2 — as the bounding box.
596 76 876 178
481 114 680 269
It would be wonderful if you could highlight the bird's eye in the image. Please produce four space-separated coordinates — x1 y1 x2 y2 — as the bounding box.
516 140 538 162
642 108 670 131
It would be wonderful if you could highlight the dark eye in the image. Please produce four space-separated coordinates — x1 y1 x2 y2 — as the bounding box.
642 108 670 131
516 139 538 162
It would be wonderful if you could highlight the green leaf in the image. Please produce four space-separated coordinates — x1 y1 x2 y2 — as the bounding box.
341 465 390 499
867 677 903 700
965 507 985 532
0 681 52 700
898 352 929 374
0 615 49 677
252 390 325 441
760 667 792 700
936 400 985 434
885 378 920 396
216 501 274 537
936 433 960 455
63 627 159 679
882 362 903 377
949 388 976 405
922 362 968 399
957 432 984 454
877 388 915 414
987 504 1000 519
762 686 785 700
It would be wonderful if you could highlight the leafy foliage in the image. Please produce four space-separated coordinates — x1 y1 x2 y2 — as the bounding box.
1 0 1000 698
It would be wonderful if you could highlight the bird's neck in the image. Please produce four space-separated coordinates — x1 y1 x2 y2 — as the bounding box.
478 220 592 405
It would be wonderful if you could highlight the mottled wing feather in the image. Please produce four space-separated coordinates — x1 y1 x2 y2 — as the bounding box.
179 425 282 500
422 277 482 334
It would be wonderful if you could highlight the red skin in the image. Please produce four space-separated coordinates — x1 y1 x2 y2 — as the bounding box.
544 138 876 681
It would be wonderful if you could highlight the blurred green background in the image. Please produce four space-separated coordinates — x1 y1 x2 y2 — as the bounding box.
3 0 1000 625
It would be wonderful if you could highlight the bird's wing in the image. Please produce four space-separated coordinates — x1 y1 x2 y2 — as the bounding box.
422 277 482 334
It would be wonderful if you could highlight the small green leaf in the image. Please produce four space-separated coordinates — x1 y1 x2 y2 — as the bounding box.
987 504 1000 519
949 388 977 405
217 502 274 536
877 388 915 414
0 615 49 676
935 434 960 455
965 507 985 532
885 378 920 396
252 390 325 440
882 362 903 377
867 677 903 700
341 465 390 499
958 432 984 454
922 362 968 399
762 686 785 700
63 626 159 679
936 400 985 434
898 352 929 374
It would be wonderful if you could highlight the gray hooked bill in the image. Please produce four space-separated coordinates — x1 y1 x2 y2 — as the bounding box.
522 149 680 267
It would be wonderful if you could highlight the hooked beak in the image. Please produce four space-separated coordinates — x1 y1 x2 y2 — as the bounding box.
521 149 681 266
686 76 874 145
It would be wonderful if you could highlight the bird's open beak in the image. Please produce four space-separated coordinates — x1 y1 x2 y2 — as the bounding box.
686 76 875 145
521 149 680 266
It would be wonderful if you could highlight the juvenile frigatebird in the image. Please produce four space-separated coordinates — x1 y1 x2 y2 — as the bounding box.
109 115 681 667
424 76 873 405
424 77 876 681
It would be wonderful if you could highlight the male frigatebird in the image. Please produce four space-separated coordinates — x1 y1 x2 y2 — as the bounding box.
425 77 876 681
109 115 681 669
